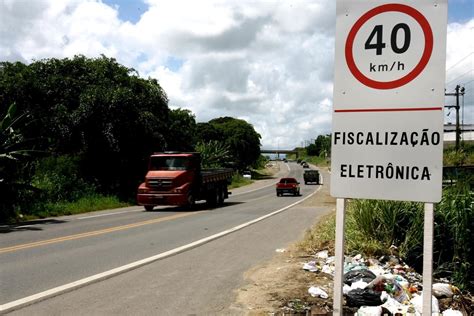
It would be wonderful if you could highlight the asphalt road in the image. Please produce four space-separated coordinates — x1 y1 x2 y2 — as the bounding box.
0 161 331 315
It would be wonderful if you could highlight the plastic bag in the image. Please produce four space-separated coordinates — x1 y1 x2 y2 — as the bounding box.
442 308 463 316
345 288 384 307
350 280 369 290
308 286 328 299
381 296 405 314
387 279 409 303
344 269 377 285
356 306 382 316
315 250 329 259
433 283 454 298
410 293 439 314
303 261 319 272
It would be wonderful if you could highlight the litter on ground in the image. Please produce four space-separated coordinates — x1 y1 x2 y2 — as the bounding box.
298 251 472 315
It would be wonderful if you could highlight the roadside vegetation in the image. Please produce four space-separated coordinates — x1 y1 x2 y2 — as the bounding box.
298 139 473 291
0 56 262 223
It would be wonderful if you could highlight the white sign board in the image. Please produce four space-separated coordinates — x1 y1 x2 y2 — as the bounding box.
331 0 447 202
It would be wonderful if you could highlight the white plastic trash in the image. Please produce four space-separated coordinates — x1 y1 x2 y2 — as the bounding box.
343 284 352 295
303 261 318 272
350 280 368 290
381 296 406 314
308 286 328 299
315 250 329 259
442 308 463 316
322 264 333 275
356 306 382 316
433 283 455 298
410 293 439 314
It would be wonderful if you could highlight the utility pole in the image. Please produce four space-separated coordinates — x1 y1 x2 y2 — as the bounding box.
445 85 465 150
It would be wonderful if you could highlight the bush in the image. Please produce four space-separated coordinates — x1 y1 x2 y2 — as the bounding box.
229 173 252 189
28 195 128 218
31 155 96 203
434 184 473 289
346 199 423 258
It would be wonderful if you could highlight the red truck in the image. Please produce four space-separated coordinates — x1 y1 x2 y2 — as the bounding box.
137 152 233 210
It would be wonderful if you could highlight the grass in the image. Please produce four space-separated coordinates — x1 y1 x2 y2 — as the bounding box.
24 195 130 220
229 174 253 189
304 155 330 167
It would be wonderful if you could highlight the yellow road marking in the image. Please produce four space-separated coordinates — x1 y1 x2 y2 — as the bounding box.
0 211 204 254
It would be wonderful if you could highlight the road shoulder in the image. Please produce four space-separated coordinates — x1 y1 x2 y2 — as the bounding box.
231 167 336 315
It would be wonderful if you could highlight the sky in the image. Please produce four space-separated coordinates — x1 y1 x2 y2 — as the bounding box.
0 0 472 149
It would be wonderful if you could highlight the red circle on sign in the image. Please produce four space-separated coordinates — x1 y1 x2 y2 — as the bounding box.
345 3 433 90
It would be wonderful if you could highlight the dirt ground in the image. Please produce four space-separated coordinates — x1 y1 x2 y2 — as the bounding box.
231 167 338 315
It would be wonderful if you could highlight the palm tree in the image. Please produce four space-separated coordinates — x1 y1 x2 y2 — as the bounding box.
195 140 231 168
0 103 38 222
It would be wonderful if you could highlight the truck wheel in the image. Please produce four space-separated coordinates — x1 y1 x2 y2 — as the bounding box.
144 205 154 212
186 192 195 209
217 187 225 205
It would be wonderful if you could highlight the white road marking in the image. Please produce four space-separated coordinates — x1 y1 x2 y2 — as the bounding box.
0 179 323 314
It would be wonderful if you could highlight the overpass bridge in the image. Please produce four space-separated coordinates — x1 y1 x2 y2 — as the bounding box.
260 148 299 159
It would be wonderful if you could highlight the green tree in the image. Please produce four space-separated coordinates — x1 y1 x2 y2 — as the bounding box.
167 108 197 151
0 55 170 200
206 117 261 170
309 134 331 157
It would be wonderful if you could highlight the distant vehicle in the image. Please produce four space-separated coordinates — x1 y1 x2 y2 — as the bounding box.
300 160 306 165
137 152 233 210
283 158 288 163
276 177 300 196
304 170 320 185
302 162 309 168
242 171 252 179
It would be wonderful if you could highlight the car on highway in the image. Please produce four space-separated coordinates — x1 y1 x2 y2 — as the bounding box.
302 162 309 168
276 177 300 196
303 169 320 184
242 170 252 179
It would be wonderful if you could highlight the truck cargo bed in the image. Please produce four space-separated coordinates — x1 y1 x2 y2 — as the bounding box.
201 169 234 183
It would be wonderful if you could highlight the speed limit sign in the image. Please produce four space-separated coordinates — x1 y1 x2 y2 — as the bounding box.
331 0 447 202
345 3 433 90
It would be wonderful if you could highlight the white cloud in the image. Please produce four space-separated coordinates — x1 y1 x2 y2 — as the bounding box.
445 19 474 126
0 0 472 148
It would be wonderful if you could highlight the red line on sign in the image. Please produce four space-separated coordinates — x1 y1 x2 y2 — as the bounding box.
334 107 442 113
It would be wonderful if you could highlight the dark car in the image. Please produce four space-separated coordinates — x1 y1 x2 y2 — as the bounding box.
276 177 300 196
304 170 320 184
302 162 309 168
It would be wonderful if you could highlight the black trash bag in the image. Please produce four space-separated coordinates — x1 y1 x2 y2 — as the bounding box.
343 269 376 285
345 288 383 307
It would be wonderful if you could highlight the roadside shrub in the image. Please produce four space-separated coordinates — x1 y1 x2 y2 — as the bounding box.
31 155 96 203
434 184 473 289
228 173 252 189
346 199 423 257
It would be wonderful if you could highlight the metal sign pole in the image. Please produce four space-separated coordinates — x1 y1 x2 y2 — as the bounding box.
422 202 434 315
333 198 346 315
